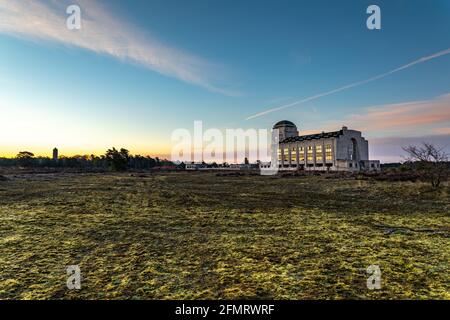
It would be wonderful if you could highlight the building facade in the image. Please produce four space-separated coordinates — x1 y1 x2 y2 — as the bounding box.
274 120 380 172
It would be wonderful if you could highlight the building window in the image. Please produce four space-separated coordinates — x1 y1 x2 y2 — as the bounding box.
299 146 305 161
307 146 313 162
316 145 323 162
278 148 282 161
349 163 353 168
284 147 289 162
291 146 297 162
326 144 332 161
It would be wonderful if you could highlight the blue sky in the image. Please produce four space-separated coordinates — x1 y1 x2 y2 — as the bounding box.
0 0 449 161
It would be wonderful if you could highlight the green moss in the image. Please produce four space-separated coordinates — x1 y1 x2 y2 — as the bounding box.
0 173 448 299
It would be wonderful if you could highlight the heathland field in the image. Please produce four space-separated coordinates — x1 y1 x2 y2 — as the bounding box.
0 171 448 299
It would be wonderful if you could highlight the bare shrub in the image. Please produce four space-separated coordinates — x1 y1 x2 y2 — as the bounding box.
402 143 449 188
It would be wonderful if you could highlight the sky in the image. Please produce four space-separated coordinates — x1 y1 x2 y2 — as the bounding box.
0 0 449 162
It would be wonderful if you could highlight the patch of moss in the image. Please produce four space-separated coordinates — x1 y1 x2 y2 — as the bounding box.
0 173 448 299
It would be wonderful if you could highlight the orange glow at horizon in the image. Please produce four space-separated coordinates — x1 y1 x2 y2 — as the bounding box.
0 100 174 159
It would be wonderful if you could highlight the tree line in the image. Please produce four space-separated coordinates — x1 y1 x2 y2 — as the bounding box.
0 148 174 171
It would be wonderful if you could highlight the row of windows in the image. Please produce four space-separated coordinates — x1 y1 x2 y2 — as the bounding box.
279 144 333 163
326 144 332 161
307 146 313 162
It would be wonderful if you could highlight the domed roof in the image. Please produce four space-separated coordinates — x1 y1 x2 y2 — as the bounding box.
273 120 297 129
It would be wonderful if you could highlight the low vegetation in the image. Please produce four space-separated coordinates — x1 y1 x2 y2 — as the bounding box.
0 148 173 171
403 143 450 188
0 172 448 299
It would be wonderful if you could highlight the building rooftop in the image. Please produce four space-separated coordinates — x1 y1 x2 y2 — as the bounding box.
273 120 297 129
281 130 344 143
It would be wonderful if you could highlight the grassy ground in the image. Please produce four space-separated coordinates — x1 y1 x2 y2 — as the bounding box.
0 172 448 299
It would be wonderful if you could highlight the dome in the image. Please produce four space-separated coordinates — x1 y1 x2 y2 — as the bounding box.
273 120 297 129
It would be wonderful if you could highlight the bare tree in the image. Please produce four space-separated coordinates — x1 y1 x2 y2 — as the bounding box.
402 143 449 188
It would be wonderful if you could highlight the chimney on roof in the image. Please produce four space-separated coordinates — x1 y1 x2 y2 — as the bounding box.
342 126 348 131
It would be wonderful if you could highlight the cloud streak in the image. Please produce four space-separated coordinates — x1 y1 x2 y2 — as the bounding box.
344 94 450 134
309 93 450 137
0 0 236 95
246 48 450 120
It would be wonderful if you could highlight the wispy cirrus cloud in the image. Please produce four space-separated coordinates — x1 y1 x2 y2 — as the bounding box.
300 94 450 136
246 48 450 120
0 0 237 95
341 93 450 135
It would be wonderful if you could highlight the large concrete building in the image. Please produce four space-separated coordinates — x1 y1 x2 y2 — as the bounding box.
274 120 380 172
